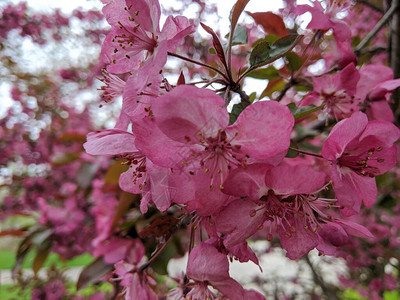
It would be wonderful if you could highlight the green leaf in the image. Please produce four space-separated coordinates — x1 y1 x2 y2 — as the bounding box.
252 35 278 47
384 290 400 300
287 103 324 120
249 92 257 102
229 101 250 125
246 66 279 80
225 25 248 46
151 239 181 275
249 40 271 67
286 141 299 158
250 35 300 68
285 52 302 72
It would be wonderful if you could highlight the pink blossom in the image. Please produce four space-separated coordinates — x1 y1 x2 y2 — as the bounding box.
216 163 325 259
185 242 265 300
296 0 352 41
98 69 126 103
216 162 373 259
114 239 158 300
301 63 361 119
322 112 400 216
84 128 172 213
133 85 294 197
101 0 193 74
356 64 400 121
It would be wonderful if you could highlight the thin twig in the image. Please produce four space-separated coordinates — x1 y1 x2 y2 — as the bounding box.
304 255 339 300
289 147 324 158
275 81 293 101
294 30 322 79
139 241 169 271
188 223 195 254
167 52 229 81
355 0 399 54
237 89 250 104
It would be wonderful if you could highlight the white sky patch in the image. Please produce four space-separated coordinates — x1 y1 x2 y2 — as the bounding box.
0 82 13 118
6 0 103 13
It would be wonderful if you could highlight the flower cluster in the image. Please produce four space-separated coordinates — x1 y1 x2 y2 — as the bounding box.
2 0 399 299
82 0 400 298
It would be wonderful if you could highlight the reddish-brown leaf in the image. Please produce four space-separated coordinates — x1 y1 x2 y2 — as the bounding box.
247 11 288 37
139 215 179 241
260 78 286 99
33 244 51 275
177 71 185 85
111 192 139 229
0 229 26 237
230 0 251 38
77 257 113 290
200 22 227 69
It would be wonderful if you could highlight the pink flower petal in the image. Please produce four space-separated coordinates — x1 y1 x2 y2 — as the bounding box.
84 129 138 155
151 85 228 143
223 163 272 201
322 112 368 160
265 163 326 196
228 101 294 160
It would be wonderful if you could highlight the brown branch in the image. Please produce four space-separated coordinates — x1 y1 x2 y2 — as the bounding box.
167 52 229 81
389 0 400 121
289 147 324 158
304 255 339 300
355 0 399 54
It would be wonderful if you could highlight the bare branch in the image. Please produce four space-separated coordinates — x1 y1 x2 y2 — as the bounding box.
355 0 399 54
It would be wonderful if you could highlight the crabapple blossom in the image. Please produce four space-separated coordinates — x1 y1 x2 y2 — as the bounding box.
84 129 173 212
185 242 264 300
215 162 372 259
132 85 294 192
322 112 400 216
356 64 400 121
4 0 400 298
296 0 352 41
101 0 193 73
300 63 360 119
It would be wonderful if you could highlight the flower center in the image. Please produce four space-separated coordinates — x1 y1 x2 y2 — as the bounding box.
119 153 147 189
183 130 248 190
99 69 126 103
322 90 356 118
111 21 158 64
338 146 384 177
